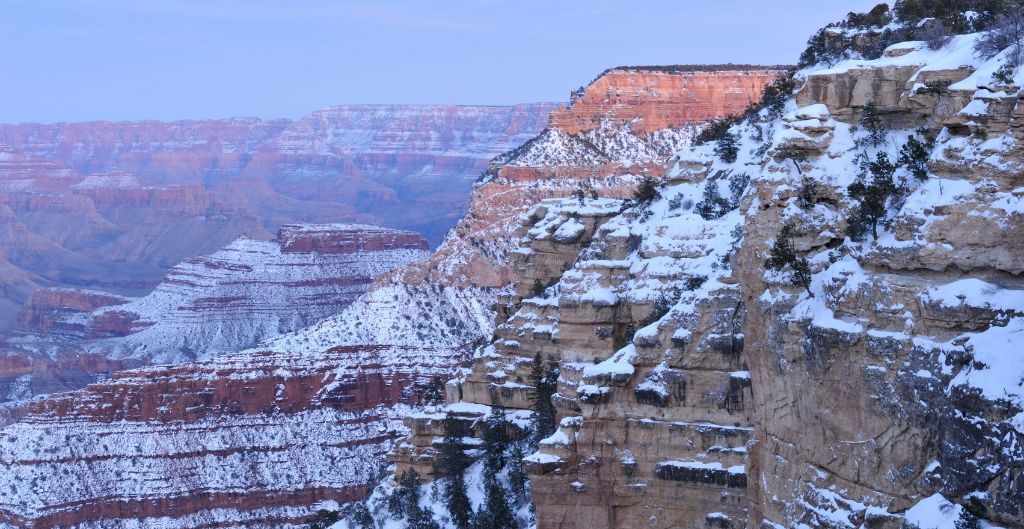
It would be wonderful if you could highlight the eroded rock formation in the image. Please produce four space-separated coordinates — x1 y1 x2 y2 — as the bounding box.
0 104 557 334
1 224 429 402
380 33 1022 529
0 66 777 529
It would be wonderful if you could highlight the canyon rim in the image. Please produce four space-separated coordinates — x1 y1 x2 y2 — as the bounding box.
1 2 1023 529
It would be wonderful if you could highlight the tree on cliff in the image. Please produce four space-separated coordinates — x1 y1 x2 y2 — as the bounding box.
483 404 508 474
897 132 933 182
955 510 983 529
351 503 374 529
714 131 740 163
859 101 887 147
764 222 813 297
528 352 559 443
475 477 517 529
439 412 473 529
304 509 340 529
695 180 731 220
632 175 660 205
507 443 528 501
974 13 1024 65
847 151 898 240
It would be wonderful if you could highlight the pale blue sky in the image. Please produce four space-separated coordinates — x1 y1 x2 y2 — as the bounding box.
0 1 878 123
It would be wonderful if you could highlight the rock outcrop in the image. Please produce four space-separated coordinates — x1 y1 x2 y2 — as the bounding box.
0 343 460 529
743 34 1024 529
376 32 1023 529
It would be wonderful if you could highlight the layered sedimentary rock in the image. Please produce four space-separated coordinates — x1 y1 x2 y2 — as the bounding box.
392 170 755 529
380 34 1023 529
552 66 788 134
0 66 777 529
8 223 429 369
0 104 557 336
405 66 786 290
0 343 460 529
741 35 1024 529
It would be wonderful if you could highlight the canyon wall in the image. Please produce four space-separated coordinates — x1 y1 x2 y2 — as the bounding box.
0 66 777 529
381 35 1023 529
0 344 460 529
0 104 557 334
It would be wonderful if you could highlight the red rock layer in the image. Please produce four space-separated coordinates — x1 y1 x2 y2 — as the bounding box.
17 289 130 335
0 344 466 529
550 68 784 134
396 67 784 290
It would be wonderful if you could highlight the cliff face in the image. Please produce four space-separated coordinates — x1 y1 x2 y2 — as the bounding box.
550 67 786 135
740 36 1024 529
402 67 785 289
377 35 1022 529
0 67 775 529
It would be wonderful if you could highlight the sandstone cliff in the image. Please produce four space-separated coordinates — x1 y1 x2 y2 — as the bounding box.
367 23 1023 529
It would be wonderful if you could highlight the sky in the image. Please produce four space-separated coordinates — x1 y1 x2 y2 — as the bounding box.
0 1 881 123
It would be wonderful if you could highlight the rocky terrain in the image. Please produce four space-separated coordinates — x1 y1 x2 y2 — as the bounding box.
0 343 460 529
0 104 557 334
0 66 777 528
355 7 1024 529
10 5 1023 528
1 223 429 402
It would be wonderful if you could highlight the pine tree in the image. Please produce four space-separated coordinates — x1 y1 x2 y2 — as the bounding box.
351 503 374 529
714 131 740 163
528 353 558 443
797 177 819 210
483 404 508 475
728 172 750 209
476 477 517 529
695 180 731 220
954 510 983 529
390 469 423 520
439 413 472 529
764 222 813 297
776 145 809 175
507 443 528 501
847 151 898 240
859 100 887 146
420 376 445 405
305 509 340 529
410 511 441 529
632 176 660 204
897 133 933 181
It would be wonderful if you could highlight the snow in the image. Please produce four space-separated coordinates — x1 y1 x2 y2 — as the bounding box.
922 278 1024 312
582 345 636 378
552 217 586 242
62 230 432 364
523 452 563 464
903 494 967 529
951 317 1024 403
794 104 830 120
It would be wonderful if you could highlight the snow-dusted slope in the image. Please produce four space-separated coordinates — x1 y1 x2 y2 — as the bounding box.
369 25 1024 529
0 66 779 529
6 224 429 379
